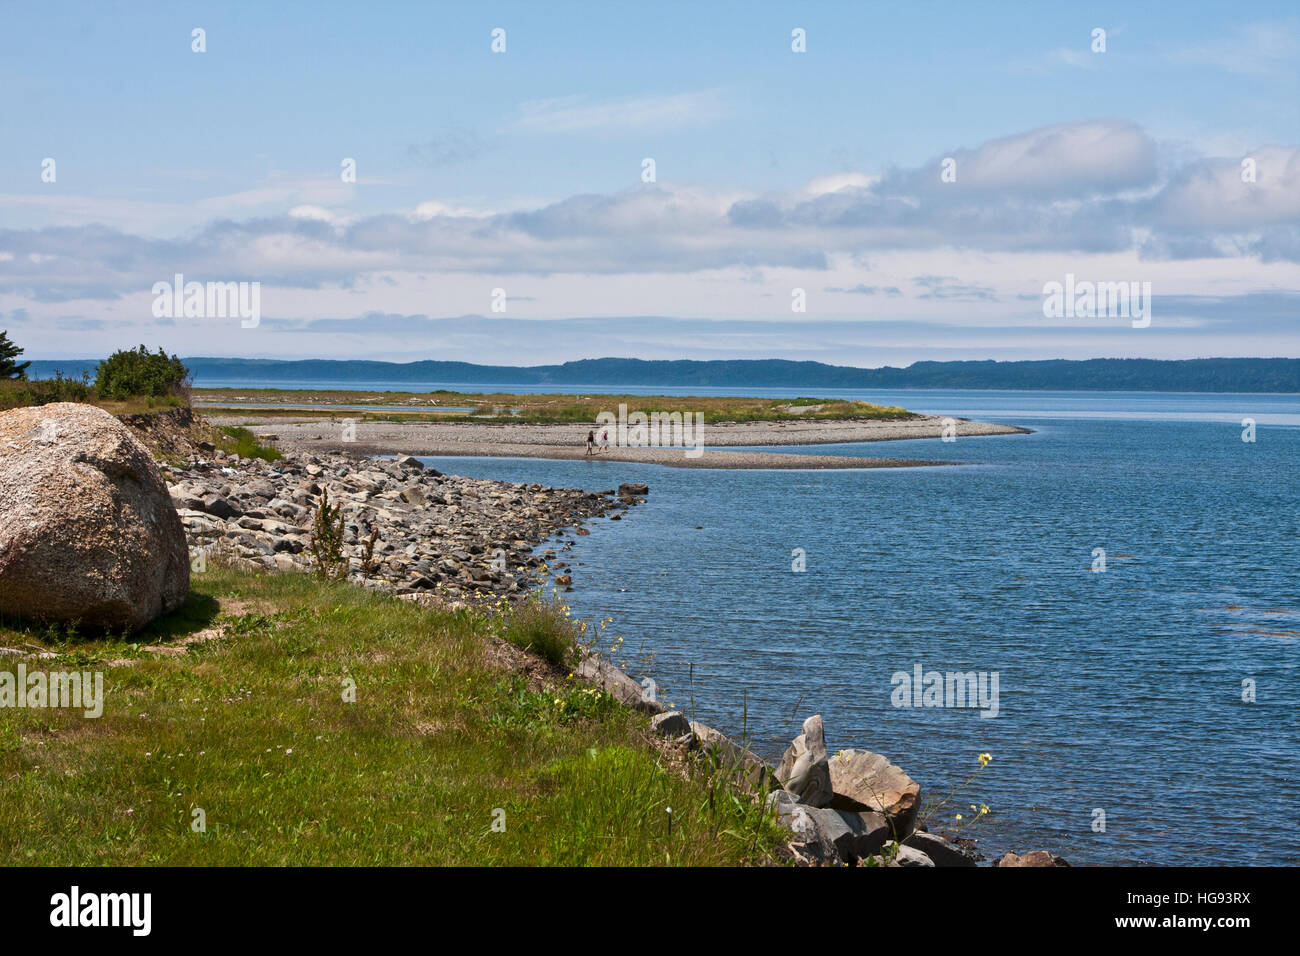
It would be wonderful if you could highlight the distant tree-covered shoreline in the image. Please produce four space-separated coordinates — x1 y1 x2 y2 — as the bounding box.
24 355 1300 393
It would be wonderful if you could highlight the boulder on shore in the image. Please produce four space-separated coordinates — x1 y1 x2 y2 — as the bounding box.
775 714 834 807
0 403 189 631
828 748 921 836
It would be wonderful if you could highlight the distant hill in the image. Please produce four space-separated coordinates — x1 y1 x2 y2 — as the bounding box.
26 356 1300 392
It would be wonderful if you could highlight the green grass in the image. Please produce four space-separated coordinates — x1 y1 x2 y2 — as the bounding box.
499 591 582 667
194 387 911 424
0 566 784 865
216 425 284 462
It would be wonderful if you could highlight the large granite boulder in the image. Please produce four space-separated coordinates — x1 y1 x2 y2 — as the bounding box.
0 403 189 631
828 748 921 836
775 714 834 807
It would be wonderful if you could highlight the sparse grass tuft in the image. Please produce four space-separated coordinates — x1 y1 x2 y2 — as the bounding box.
215 425 283 462
497 590 581 668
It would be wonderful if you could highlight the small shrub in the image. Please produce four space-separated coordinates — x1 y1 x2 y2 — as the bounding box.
95 345 190 401
359 526 379 581
309 488 348 580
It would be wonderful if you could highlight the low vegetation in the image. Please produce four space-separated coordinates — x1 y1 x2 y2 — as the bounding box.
0 371 95 411
0 335 192 413
215 425 283 462
495 589 584 668
0 565 786 865
308 488 348 580
194 387 912 423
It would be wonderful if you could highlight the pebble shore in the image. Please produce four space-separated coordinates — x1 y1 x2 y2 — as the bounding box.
165 444 645 606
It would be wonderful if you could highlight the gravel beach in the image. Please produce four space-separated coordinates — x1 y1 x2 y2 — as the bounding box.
206 415 1031 470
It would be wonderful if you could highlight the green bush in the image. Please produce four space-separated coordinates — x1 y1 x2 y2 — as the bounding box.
0 371 92 410
95 345 190 400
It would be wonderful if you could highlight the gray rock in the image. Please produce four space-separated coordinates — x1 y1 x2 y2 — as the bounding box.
803 807 856 863
780 805 842 865
575 653 664 714
201 494 240 519
775 714 834 808
909 830 980 867
690 721 777 793
837 809 892 859
649 711 691 737
766 789 801 814
886 841 935 867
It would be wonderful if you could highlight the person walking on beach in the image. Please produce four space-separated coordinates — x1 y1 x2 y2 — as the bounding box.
585 429 595 457
599 427 610 452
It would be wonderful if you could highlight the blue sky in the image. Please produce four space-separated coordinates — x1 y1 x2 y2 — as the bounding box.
1 0 1298 365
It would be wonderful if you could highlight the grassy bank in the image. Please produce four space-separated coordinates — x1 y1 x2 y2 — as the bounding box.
0 566 783 866
194 387 911 424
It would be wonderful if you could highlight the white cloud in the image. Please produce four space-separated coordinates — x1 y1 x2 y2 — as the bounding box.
802 172 879 196
514 89 730 133
935 120 1158 195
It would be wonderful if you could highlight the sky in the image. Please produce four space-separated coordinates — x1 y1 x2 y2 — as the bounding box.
1 0 1298 366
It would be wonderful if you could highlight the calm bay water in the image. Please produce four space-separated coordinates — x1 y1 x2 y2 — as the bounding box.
403 389 1300 866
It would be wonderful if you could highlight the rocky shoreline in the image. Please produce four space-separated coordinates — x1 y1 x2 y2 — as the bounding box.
580 647 1070 867
146 409 1066 867
165 443 647 606
156 415 1065 866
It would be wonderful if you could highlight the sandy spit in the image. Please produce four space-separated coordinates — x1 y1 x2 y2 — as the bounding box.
206 415 1031 470
208 413 1029 468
